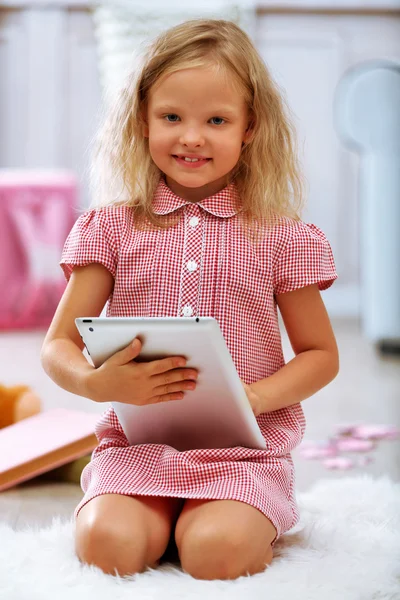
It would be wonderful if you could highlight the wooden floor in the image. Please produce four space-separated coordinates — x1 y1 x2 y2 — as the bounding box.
0 318 399 530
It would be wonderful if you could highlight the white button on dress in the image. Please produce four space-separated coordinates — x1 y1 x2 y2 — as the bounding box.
186 260 198 272
182 304 193 316
189 216 199 228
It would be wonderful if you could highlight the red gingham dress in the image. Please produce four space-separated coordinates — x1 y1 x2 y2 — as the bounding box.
60 177 337 544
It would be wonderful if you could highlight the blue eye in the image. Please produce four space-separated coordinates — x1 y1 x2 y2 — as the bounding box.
165 114 180 122
163 114 225 125
210 117 225 125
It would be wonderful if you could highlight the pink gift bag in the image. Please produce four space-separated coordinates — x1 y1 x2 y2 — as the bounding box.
0 170 78 330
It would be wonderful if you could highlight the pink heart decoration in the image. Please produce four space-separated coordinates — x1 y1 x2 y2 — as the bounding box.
299 423 399 470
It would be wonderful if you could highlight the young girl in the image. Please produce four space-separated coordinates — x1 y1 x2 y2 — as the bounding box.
41 19 339 581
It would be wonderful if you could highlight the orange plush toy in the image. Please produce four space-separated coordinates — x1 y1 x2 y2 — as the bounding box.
0 384 41 429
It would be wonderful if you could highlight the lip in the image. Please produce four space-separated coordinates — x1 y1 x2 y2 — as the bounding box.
173 155 211 169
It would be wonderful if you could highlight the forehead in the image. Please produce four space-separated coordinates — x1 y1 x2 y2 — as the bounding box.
148 66 246 111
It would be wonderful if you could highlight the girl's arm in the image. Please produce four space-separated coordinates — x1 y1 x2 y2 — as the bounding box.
249 283 339 415
41 264 198 405
41 264 115 398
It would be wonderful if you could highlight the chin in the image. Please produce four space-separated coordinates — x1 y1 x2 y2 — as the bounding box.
178 178 211 189
167 174 214 189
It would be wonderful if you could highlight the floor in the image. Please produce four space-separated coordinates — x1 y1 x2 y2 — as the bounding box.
0 318 399 530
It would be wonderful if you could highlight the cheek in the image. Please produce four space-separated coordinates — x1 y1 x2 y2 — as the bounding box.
216 137 242 164
148 131 169 158
215 129 243 153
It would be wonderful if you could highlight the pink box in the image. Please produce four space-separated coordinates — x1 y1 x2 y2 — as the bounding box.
0 170 78 330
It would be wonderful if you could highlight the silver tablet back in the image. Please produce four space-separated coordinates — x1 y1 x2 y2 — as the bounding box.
75 317 265 451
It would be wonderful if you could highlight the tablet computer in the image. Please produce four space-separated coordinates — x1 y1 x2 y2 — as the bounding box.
75 317 266 451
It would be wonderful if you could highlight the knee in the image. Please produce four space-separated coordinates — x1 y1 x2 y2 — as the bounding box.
75 515 148 576
177 524 272 580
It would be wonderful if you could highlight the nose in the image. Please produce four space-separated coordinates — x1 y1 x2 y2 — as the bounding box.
179 126 205 148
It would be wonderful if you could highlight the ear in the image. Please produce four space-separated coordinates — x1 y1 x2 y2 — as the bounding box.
243 118 255 145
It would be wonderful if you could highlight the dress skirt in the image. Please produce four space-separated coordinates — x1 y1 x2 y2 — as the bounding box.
74 404 305 546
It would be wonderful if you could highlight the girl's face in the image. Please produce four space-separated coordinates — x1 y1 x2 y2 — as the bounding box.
145 66 251 202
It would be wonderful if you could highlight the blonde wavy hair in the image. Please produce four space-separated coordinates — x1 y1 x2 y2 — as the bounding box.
90 18 305 227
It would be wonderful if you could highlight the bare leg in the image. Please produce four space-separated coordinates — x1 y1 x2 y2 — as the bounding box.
175 499 276 580
75 494 183 576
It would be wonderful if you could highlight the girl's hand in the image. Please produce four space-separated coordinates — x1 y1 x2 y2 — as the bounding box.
241 380 263 417
85 338 198 406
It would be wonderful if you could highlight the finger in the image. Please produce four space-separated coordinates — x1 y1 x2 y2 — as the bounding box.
149 392 185 404
109 338 142 365
148 356 188 375
153 380 196 397
152 368 198 387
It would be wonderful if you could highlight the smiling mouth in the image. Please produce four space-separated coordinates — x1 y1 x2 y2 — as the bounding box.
173 155 211 166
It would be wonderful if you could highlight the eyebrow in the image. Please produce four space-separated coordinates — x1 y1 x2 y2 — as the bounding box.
153 105 239 116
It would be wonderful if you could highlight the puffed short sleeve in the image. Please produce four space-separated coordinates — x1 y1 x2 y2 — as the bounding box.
273 221 337 295
60 209 118 280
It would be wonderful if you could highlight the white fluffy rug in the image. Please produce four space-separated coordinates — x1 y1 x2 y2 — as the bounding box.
1 475 399 600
